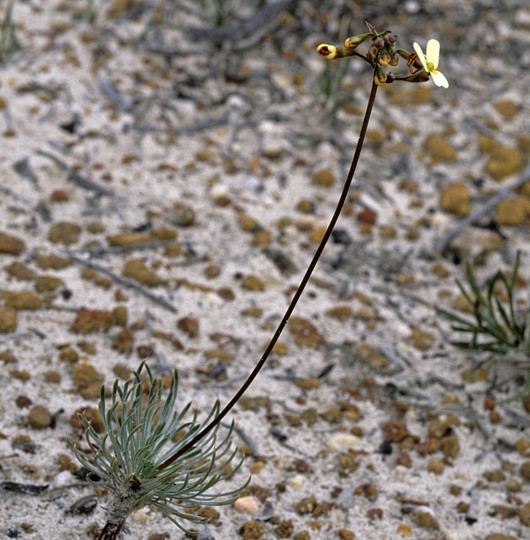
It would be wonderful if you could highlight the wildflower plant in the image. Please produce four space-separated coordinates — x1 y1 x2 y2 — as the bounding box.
68 363 247 539
70 21 449 539
438 252 528 354
438 252 530 398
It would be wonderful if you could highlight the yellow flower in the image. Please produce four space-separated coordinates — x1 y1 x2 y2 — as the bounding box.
412 39 449 88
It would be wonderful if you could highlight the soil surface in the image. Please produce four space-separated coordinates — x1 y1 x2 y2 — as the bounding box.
0 1 529 539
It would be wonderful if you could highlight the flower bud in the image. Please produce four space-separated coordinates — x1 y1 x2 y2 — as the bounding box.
344 33 371 49
367 46 378 61
396 49 411 60
374 65 388 85
373 37 384 49
398 72 430 83
378 52 391 67
316 44 338 59
389 52 399 66
385 33 396 45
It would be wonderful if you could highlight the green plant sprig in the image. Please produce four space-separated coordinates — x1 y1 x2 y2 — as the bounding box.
438 251 528 355
68 363 247 539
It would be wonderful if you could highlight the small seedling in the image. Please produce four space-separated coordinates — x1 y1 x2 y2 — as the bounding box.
71 22 449 538
68 363 247 539
438 251 529 399
438 251 528 355
0 0 21 62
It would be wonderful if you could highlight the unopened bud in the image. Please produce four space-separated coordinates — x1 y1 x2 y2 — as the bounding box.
378 52 391 67
399 72 430 83
373 37 384 49
317 44 338 59
385 33 396 45
390 52 399 66
367 46 378 61
374 66 388 85
344 33 371 49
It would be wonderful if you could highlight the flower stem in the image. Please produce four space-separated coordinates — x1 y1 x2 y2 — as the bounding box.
159 78 379 471
97 521 124 540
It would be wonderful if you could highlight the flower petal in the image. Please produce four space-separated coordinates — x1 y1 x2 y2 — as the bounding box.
413 42 428 71
431 70 449 88
426 39 440 69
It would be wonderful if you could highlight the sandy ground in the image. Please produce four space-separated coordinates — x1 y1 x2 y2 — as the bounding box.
0 1 529 539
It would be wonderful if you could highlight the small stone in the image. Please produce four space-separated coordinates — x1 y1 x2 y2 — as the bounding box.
16 395 33 408
441 434 460 458
296 198 315 214
177 316 199 337
45 371 61 383
493 99 518 118
0 231 25 255
357 207 377 225
422 133 456 164
484 535 518 540
396 451 412 468
70 406 105 433
483 469 505 482
325 305 353 321
112 328 135 354
427 417 451 439
414 509 439 529
70 310 114 333
252 229 272 247
295 494 317 515
380 224 397 238
123 259 164 287
506 478 522 492
241 274 265 291
72 363 104 394
396 524 412 536
298 377 320 390
486 146 523 181
338 452 360 472
238 214 260 232
289 316 326 347
275 520 294 538
327 433 361 452
59 346 79 363
311 168 336 187
5 291 43 310
0 308 17 332
34 276 63 293
411 327 435 351
112 306 128 327
4 261 37 280
382 421 409 443
239 520 265 539
48 221 82 245
514 437 530 457
440 182 471 216
417 438 439 455
428 458 445 475
519 502 530 526
496 197 529 226
233 496 259 514
170 201 195 227
307 223 327 243
27 405 52 429
338 529 355 540
460 367 489 383
107 231 152 246
35 254 71 270
519 460 530 481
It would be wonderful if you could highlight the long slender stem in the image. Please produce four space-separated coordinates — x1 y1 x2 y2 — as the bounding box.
159 78 379 471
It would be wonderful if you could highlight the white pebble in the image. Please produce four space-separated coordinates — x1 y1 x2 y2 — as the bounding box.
233 496 259 514
131 506 151 524
327 433 361 452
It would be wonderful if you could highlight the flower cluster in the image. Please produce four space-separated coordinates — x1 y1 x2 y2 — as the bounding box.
317 23 448 88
